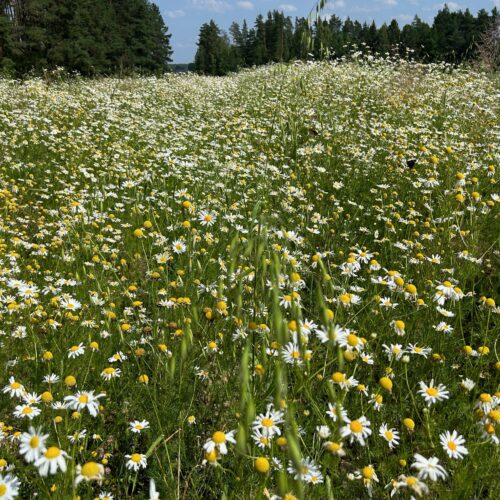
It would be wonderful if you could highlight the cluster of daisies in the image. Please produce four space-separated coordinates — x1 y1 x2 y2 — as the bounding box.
0 57 498 497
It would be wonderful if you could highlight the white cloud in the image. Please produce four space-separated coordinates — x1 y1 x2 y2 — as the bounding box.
237 1 254 9
383 0 398 6
279 4 298 13
166 10 185 19
398 13 414 22
191 0 231 13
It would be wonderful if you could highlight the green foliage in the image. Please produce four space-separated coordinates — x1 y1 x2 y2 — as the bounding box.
0 0 172 75
194 4 499 75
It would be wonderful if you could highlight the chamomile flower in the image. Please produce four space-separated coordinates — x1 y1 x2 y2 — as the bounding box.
64 390 105 417
35 446 69 476
326 403 348 422
13 404 41 420
387 475 429 497
75 461 105 485
253 404 284 437
440 430 468 459
418 380 449 406
0 473 20 500
125 453 147 471
340 416 372 445
379 424 400 449
411 454 447 481
172 239 186 254
19 426 48 463
2 377 25 398
252 428 272 448
203 430 236 455
281 342 307 366
68 343 85 359
198 211 216 226
129 420 150 433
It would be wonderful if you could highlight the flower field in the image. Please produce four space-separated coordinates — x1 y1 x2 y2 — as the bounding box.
0 60 498 499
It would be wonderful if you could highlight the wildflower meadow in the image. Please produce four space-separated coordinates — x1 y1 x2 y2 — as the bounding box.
0 59 498 498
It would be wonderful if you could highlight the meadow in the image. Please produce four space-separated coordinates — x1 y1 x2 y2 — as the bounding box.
0 58 498 499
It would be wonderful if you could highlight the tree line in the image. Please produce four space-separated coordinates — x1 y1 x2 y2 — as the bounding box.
0 0 173 75
195 6 499 75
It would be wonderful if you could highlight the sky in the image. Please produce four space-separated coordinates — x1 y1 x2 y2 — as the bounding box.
159 1 499 63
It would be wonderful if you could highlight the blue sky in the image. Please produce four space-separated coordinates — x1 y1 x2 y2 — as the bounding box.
159 1 499 63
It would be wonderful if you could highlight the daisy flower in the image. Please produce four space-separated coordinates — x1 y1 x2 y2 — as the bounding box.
387 475 429 497
19 426 48 463
287 457 322 483
324 441 346 457
63 390 105 417
326 402 348 422
172 239 186 254
75 461 105 485
418 380 449 406
129 420 150 433
2 377 25 398
252 404 284 437
198 211 216 226
0 473 20 500
13 404 41 420
439 430 468 459
101 367 121 381
379 424 400 449
411 454 447 481
203 430 236 455
68 343 85 359
252 428 272 448
340 416 372 445
125 453 147 471
35 446 69 476
281 343 305 365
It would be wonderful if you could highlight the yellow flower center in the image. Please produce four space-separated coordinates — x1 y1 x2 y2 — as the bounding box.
350 420 363 433
130 453 142 463
0 484 6 496
347 334 359 346
406 477 417 486
447 441 457 451
385 431 393 440
22 406 33 414
81 461 100 477
30 436 40 448
261 417 274 428
426 387 438 397
362 466 374 479
45 447 61 459
327 442 340 452
79 394 89 404
10 382 21 389
212 431 226 444
205 449 218 462
70 345 79 352
292 351 300 359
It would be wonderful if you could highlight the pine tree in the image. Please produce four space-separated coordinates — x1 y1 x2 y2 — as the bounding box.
0 1 15 71
252 14 268 65
195 20 232 76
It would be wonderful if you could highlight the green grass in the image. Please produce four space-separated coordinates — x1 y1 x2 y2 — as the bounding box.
0 59 498 499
